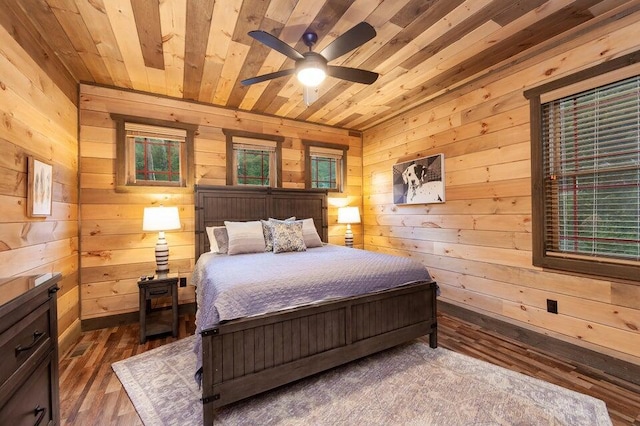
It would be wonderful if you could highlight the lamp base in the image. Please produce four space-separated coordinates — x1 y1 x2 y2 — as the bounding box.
344 224 354 248
155 231 170 277
155 269 170 278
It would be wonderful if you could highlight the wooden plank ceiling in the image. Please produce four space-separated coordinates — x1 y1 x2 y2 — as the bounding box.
7 0 630 130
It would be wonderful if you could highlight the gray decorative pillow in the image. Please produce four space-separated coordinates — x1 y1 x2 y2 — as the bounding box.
263 217 295 251
213 227 229 254
271 221 306 254
205 226 224 253
224 220 266 255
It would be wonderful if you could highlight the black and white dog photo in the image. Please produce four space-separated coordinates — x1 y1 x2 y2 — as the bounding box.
393 154 445 204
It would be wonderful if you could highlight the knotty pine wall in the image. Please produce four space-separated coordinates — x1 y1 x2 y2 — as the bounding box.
362 12 640 365
0 26 80 352
79 84 362 322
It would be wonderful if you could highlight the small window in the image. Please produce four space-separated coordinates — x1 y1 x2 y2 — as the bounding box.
112 115 196 192
525 55 640 281
303 141 348 192
234 140 276 186
130 123 183 184
224 129 283 187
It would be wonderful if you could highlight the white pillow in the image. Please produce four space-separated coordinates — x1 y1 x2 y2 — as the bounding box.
224 221 266 255
301 218 323 248
205 226 224 253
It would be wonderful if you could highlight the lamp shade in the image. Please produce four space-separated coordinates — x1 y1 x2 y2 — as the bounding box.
337 206 361 224
142 206 181 232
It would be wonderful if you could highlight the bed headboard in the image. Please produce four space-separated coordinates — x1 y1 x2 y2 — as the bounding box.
195 185 328 259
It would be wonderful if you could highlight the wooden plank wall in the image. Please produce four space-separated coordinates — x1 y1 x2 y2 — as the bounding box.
79 84 362 322
362 11 640 365
0 26 80 353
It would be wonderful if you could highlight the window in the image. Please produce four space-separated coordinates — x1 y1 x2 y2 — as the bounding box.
236 147 272 186
112 114 196 193
525 54 640 281
303 141 348 192
223 129 283 187
312 155 338 189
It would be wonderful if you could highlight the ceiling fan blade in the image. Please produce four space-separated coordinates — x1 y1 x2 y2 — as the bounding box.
319 22 376 62
248 30 305 61
327 66 379 85
241 69 296 86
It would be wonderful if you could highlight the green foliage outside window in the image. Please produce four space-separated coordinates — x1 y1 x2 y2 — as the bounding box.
311 156 337 189
135 137 180 182
544 76 640 261
236 149 270 186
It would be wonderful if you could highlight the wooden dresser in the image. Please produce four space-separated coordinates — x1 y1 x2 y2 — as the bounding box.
0 273 61 425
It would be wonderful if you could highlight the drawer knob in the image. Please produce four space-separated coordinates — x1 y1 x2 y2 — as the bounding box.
33 405 47 426
15 330 45 356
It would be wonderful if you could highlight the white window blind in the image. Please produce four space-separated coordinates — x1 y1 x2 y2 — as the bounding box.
125 122 186 141
232 136 277 151
310 146 343 160
541 75 640 262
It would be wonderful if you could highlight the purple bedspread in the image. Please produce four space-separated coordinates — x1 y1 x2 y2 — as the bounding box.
192 244 432 377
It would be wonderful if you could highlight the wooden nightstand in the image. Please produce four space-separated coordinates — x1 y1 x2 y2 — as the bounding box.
138 276 178 344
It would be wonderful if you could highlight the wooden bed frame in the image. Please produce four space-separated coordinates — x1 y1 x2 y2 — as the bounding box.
194 185 438 424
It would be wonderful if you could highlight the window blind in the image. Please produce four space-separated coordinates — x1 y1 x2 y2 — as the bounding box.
232 136 277 151
541 75 640 262
310 146 344 160
125 122 187 141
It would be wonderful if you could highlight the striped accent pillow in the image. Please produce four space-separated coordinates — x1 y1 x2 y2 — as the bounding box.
301 218 323 248
224 221 266 255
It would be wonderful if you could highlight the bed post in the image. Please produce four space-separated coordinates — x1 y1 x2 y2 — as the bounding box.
201 329 217 425
429 283 438 348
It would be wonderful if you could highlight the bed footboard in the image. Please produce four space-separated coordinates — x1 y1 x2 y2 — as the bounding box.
201 280 437 424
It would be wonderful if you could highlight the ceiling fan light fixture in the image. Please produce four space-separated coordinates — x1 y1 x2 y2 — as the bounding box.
295 53 327 87
297 67 326 87
243 22 378 89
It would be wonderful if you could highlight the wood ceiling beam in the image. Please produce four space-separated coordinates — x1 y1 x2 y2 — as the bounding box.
131 0 165 70
183 0 214 100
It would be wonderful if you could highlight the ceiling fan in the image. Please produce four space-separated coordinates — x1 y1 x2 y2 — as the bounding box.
241 22 379 90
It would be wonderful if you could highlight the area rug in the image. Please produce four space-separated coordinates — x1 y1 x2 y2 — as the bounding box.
112 335 612 425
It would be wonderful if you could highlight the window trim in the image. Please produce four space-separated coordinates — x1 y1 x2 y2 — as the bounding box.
302 140 348 193
223 129 283 187
524 50 640 281
111 114 196 193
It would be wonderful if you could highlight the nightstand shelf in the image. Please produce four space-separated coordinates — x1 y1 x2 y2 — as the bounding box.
138 276 178 344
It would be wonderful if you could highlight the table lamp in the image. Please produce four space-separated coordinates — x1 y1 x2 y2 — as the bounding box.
337 206 361 248
143 206 181 276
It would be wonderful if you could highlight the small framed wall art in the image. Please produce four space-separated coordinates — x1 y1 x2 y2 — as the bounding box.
392 153 445 205
27 156 53 217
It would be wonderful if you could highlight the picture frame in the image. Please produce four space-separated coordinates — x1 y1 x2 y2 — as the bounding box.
392 153 445 205
27 156 53 217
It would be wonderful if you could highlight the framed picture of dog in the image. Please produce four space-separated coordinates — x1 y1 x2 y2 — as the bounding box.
392 154 445 205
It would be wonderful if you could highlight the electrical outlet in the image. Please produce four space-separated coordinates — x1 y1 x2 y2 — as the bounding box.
179 277 187 287
547 299 558 314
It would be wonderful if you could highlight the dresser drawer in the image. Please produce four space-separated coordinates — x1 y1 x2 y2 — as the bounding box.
0 301 52 387
0 351 55 426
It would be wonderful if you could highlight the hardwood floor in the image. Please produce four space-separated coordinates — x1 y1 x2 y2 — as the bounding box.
59 313 640 425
